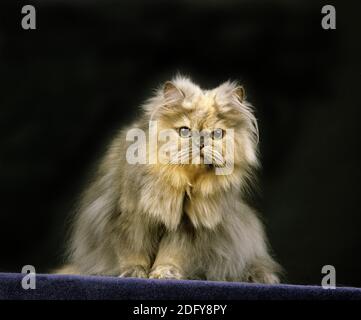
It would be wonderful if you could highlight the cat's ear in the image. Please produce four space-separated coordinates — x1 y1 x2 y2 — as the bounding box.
163 81 185 103
234 86 245 103
215 81 246 105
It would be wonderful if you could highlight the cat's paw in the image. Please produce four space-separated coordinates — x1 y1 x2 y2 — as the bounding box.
246 271 280 284
118 265 148 278
149 264 184 280
244 258 282 284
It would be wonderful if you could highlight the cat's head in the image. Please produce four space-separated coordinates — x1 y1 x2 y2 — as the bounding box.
143 76 259 179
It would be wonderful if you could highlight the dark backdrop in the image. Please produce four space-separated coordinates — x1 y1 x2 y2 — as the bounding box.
0 0 360 287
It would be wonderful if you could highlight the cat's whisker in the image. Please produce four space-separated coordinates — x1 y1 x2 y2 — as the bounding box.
211 150 226 166
169 147 191 165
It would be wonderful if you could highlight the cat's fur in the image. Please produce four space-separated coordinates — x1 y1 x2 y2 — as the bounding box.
57 76 281 283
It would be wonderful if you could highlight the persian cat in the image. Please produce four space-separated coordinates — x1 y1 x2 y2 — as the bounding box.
57 76 281 283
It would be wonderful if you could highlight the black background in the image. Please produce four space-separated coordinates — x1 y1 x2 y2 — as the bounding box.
0 0 360 287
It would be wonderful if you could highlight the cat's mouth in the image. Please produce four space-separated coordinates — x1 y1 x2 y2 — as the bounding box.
193 155 226 169
168 148 226 168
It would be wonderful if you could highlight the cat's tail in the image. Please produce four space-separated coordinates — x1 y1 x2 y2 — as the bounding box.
52 264 80 275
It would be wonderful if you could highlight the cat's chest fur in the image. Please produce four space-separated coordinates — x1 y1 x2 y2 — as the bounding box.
182 183 223 230
136 166 225 230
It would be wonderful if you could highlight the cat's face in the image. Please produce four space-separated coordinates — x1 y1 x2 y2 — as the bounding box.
148 77 259 176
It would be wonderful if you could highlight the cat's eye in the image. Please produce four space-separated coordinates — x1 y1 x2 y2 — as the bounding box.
179 127 191 138
211 128 224 140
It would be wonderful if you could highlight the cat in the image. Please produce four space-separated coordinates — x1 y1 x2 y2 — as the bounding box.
56 76 281 283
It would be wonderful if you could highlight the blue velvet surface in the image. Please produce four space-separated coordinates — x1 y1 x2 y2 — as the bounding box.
0 273 360 300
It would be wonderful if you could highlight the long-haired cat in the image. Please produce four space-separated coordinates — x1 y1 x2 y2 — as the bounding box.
57 76 281 283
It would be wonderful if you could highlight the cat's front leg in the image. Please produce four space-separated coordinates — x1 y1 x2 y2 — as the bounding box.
149 221 196 280
149 193 225 280
116 213 159 278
